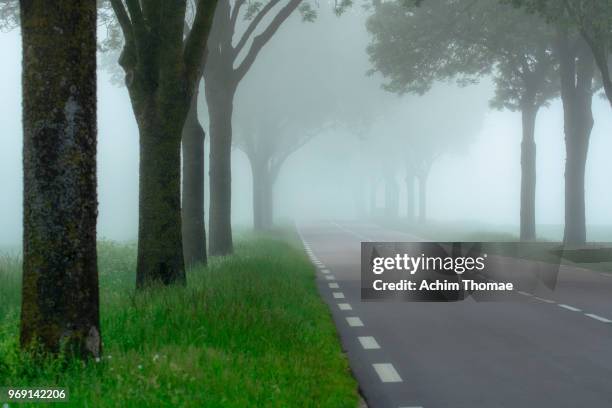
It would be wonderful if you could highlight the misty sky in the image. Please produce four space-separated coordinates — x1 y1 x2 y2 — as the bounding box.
1 7 612 246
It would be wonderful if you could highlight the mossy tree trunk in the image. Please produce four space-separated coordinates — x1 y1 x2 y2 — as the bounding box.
135 105 186 287
182 82 207 268
109 0 217 287
20 0 100 358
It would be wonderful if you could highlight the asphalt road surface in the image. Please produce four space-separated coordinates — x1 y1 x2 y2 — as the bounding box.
298 221 612 408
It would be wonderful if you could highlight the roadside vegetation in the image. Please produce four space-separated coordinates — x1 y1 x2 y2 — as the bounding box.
0 233 358 407
377 218 612 274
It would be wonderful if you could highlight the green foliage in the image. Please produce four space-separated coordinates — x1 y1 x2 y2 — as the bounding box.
367 0 559 111
0 234 358 407
506 0 612 105
0 0 18 31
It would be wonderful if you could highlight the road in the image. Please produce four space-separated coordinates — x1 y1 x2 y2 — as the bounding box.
298 221 612 408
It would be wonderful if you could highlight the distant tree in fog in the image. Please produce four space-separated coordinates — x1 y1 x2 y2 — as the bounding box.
234 50 338 230
504 0 600 245
204 0 323 255
507 0 612 108
367 0 558 238
235 115 330 230
504 1 606 245
368 87 486 224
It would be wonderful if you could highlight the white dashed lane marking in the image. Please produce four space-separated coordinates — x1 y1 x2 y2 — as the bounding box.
324 275 335 280
329 283 340 289
320 269 330 274
534 296 556 304
346 317 364 327
338 303 352 311
585 313 612 323
372 363 402 383
358 336 380 350
333 292 345 299
558 304 582 312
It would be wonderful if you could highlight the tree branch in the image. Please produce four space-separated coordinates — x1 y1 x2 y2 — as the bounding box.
109 0 134 44
184 0 218 86
234 0 301 82
233 0 282 58
125 0 145 31
230 0 246 27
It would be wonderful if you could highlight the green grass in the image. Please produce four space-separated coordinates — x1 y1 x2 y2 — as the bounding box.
0 233 358 407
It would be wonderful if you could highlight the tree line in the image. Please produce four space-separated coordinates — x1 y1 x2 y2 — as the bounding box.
7 0 612 361
367 0 611 244
10 0 323 359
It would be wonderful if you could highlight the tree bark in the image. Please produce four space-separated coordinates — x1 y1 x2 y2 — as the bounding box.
108 0 216 286
520 104 538 241
182 84 207 268
20 0 100 358
136 109 186 287
557 32 595 246
206 79 235 255
418 173 428 224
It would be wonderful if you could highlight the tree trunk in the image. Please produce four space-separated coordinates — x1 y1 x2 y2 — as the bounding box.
405 169 416 223
418 173 428 224
206 81 235 255
251 159 275 231
136 108 186 288
252 161 266 231
20 0 100 358
557 33 595 246
384 174 399 219
182 84 207 268
263 169 274 229
520 104 538 241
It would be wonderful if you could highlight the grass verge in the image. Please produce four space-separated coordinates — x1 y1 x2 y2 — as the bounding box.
0 232 358 407
377 218 612 273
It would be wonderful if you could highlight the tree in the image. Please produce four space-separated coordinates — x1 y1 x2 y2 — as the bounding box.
506 0 598 244
235 109 330 230
108 0 217 287
365 84 487 224
182 80 207 268
20 0 100 358
235 117 318 230
557 30 596 245
203 0 318 255
367 0 557 239
507 0 612 108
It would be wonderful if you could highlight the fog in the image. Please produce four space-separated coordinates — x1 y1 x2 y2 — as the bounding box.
2 4 612 248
